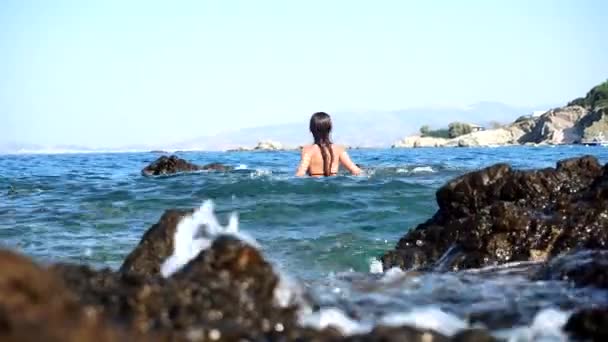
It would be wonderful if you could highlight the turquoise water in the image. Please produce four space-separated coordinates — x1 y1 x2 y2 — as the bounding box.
2 146 608 280
3 146 608 335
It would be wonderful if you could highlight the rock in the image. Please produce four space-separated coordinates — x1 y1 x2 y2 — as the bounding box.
519 106 588 144
0 250 147 342
120 209 192 276
201 162 233 172
381 155 608 271
346 326 449 342
254 140 284 151
141 155 231 176
533 249 608 288
452 128 517 147
141 155 201 176
98 209 302 339
392 136 448 148
2 206 490 342
564 308 608 341
451 329 497 342
226 146 253 152
56 236 300 339
578 108 608 141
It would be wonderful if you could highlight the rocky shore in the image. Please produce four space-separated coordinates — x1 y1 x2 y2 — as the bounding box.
3 156 608 340
1 207 494 342
393 80 608 148
392 105 608 148
381 155 608 340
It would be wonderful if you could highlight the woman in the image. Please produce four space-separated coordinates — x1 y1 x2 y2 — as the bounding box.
296 112 362 177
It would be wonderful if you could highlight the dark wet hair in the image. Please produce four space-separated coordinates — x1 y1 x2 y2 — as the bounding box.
309 112 334 176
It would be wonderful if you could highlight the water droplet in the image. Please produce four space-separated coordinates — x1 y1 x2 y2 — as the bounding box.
209 329 221 341
416 240 424 247
275 323 284 332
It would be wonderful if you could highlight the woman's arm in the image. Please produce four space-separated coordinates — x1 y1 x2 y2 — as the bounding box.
295 148 312 177
339 149 362 175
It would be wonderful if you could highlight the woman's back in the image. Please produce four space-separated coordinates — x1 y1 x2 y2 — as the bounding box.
296 144 360 177
295 112 361 177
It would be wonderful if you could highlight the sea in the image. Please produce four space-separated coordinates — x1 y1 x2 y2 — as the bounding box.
2 145 608 340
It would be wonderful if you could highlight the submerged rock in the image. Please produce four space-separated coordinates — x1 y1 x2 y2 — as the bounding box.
381 155 608 271
141 155 232 176
564 308 608 341
141 155 201 176
533 249 608 288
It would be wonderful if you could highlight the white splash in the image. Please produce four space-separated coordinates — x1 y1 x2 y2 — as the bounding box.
250 169 272 178
369 258 383 274
160 200 253 277
298 307 371 335
498 308 571 342
380 267 406 283
274 272 309 309
159 200 308 313
411 166 435 173
379 307 468 337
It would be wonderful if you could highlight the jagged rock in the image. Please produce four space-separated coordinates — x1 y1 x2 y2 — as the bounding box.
141 155 232 176
519 106 588 144
120 209 191 276
381 155 608 271
564 308 608 341
54 236 300 339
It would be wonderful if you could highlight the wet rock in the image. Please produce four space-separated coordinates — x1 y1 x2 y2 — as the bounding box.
347 326 449 342
564 307 608 341
54 209 301 340
451 329 497 342
5 205 510 342
141 155 202 176
533 249 608 288
201 162 232 172
381 156 608 271
141 155 232 176
120 209 192 277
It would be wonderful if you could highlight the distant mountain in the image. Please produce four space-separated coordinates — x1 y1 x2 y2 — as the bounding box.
173 102 552 150
1 102 554 153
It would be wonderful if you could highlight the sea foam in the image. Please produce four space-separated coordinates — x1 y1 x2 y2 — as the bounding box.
160 200 307 310
160 200 255 277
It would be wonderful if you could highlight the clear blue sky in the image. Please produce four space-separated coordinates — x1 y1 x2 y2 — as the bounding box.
1 0 607 148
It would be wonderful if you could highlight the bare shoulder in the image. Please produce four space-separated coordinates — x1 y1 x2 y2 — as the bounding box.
301 145 315 154
332 144 347 153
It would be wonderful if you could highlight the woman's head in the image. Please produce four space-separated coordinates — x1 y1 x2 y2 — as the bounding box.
309 112 332 144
